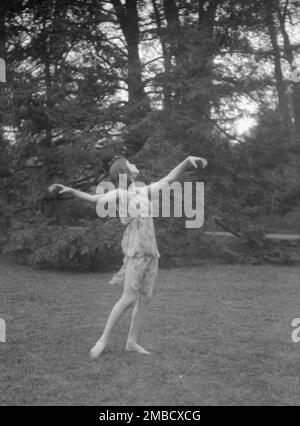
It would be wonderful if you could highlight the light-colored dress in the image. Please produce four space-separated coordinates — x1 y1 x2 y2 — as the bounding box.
109 184 159 296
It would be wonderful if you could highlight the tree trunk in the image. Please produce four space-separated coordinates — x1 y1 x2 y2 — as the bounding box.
293 83 300 141
162 0 181 105
163 0 180 38
111 0 148 113
277 2 300 142
197 0 220 115
44 54 53 147
0 11 10 178
151 0 172 109
266 10 292 133
199 0 219 34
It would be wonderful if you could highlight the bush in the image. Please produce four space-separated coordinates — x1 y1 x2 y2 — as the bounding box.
3 214 300 271
0 200 11 250
3 220 123 271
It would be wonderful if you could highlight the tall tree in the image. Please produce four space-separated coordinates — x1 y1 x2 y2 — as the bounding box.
111 0 149 114
0 0 14 178
151 0 172 108
277 0 300 142
266 4 293 133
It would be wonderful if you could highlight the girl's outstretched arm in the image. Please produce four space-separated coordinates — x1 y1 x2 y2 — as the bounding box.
48 184 118 204
147 156 207 193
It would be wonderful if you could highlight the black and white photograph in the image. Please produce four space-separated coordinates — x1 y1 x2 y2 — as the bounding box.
0 0 300 409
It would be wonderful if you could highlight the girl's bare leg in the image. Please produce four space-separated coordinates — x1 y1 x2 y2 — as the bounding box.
90 285 137 358
126 293 152 354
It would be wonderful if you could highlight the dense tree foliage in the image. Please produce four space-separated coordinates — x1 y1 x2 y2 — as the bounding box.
0 0 300 268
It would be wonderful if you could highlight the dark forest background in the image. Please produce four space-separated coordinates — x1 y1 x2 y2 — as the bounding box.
0 0 300 270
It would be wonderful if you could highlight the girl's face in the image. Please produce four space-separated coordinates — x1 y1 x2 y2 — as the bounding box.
126 160 139 178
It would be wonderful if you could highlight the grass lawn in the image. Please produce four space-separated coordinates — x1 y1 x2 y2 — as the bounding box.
0 260 299 406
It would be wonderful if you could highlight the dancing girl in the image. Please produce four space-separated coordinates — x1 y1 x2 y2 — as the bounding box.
49 155 207 357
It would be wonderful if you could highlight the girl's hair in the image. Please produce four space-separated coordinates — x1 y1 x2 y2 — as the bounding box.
109 157 133 188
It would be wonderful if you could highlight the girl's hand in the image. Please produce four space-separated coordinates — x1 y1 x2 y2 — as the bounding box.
48 183 72 194
187 156 208 169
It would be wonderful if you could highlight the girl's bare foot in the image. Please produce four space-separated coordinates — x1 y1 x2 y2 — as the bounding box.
126 342 151 354
90 339 107 358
